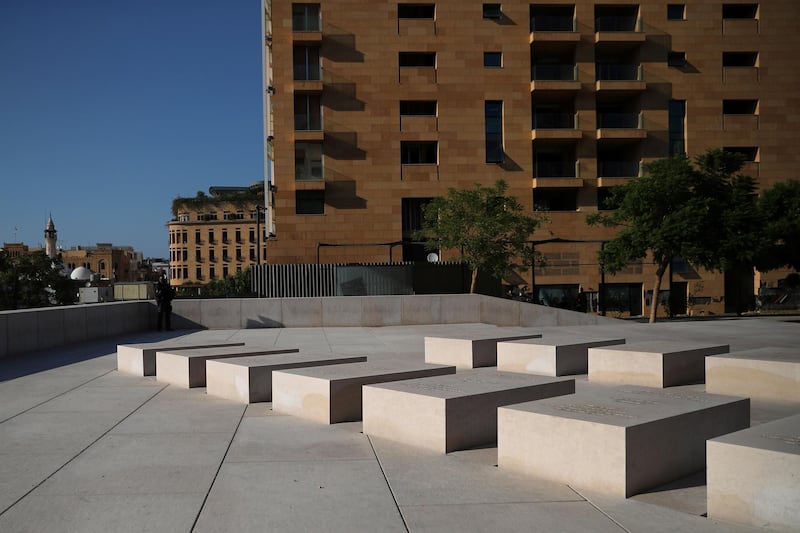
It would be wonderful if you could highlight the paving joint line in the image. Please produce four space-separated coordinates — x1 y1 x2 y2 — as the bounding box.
367 435 411 533
570 485 632 533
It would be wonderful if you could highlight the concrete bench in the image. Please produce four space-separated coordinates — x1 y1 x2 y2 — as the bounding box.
206 352 367 403
362 370 574 453
498 384 749 498
497 334 625 376
117 341 245 376
156 346 299 388
588 340 729 388
424 331 542 368
272 360 455 424
706 347 800 403
707 413 800 530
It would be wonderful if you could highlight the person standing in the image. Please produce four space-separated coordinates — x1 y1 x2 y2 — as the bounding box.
155 274 175 331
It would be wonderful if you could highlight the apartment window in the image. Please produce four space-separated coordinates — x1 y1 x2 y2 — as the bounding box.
401 141 438 164
223 266 229 278
249 228 255 242
194 229 201 243
292 4 321 31
400 100 437 116
210 249 216 261
483 3 502 19
533 189 578 212
209 266 216 279
222 230 229 243
295 142 323 180
208 230 215 243
250 247 256 261
235 229 242 243
236 248 243 261
398 4 435 18
296 190 325 215
293 45 321 81
722 4 758 19
668 51 687 67
669 100 686 155
294 93 322 130
722 52 758 67
177 213 189 222
723 99 758 115
484 52 502 68
195 249 201 261
724 146 758 161
530 5 575 31
485 101 504 163
183 267 188 280
196 267 202 280
597 187 619 210
399 52 436 67
595 5 639 32
667 4 685 20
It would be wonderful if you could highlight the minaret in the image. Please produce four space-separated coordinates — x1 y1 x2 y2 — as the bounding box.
44 213 57 258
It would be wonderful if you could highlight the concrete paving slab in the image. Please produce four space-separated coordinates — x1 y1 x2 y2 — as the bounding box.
0 452 73 513
116 340 245 376
363 370 575 452
424 329 543 368
497 334 626 376
706 347 800 403
155 345 299 388
28 381 163 414
193 460 407 533
206 352 367 403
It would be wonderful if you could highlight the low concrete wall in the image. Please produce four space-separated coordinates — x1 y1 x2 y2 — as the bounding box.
171 295 618 330
0 301 153 359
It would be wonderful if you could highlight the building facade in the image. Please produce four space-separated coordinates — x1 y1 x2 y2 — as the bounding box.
261 0 800 316
167 184 268 286
60 244 141 283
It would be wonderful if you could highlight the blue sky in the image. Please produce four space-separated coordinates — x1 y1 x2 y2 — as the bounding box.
0 0 264 258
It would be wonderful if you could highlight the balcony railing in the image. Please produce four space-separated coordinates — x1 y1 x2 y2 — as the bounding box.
532 64 578 81
534 161 578 178
597 112 642 129
598 160 641 177
595 16 641 32
531 16 575 32
533 112 576 129
596 64 642 81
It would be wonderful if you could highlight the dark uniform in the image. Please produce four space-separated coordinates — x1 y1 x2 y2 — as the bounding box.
155 275 175 331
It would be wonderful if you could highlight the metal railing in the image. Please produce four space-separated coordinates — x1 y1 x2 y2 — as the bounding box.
597 112 642 128
530 16 575 32
596 64 642 81
532 64 578 81
533 112 576 129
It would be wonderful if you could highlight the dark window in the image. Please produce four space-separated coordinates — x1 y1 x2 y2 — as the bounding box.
209 266 216 279
195 250 201 261
533 189 578 212
400 100 437 116
595 5 639 31
483 3 502 19
722 52 758 67
401 197 433 262
669 100 686 155
295 142 323 180
530 5 574 31
723 99 758 114
195 230 201 243
722 4 758 19
399 52 436 67
484 52 502 68
485 100 504 163
398 4 435 18
668 51 687 67
293 45 321 81
296 190 325 215
723 146 758 161
597 187 620 210
196 267 202 280
401 141 438 164
667 4 685 20
292 4 321 31
294 93 322 130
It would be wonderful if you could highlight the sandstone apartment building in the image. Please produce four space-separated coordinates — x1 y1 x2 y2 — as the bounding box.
259 0 798 316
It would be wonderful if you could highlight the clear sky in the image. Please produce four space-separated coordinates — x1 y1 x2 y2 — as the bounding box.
0 0 264 259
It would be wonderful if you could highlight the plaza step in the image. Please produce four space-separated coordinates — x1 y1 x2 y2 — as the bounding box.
705 347 800 403
117 340 245 376
424 330 542 368
497 334 625 376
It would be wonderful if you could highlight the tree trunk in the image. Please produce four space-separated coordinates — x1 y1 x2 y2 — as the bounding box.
648 258 670 324
470 268 479 294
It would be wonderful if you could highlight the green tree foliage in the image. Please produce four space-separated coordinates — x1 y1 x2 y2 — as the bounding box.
203 267 254 298
0 250 75 310
416 180 548 293
587 149 760 323
756 179 800 272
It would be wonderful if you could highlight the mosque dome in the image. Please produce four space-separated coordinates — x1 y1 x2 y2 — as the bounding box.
70 266 93 281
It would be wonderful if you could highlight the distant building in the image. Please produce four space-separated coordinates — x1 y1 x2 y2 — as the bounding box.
1 242 29 258
60 243 140 282
167 183 267 286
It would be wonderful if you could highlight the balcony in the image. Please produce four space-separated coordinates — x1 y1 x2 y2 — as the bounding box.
597 160 642 179
532 112 581 140
596 112 647 139
531 64 580 91
533 160 580 188
529 15 579 43
595 64 645 91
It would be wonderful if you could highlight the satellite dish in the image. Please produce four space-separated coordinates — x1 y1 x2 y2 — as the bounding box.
426 252 439 263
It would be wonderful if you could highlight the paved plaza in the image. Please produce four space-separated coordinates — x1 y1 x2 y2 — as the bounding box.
0 317 798 532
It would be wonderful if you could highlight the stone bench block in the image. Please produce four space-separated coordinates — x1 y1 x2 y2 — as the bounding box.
497 335 626 376
205 353 367 403
272 361 455 424
156 346 299 388
706 347 800 403
498 384 749 498
588 340 729 388
707 414 800 531
117 341 245 376
362 370 575 453
424 331 542 368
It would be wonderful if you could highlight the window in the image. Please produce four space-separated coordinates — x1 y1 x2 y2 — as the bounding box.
293 45 321 81
667 4 685 20
722 4 758 19
223 266 229 278
595 5 639 32
235 229 242 243
533 189 578 212
209 266 216 279
723 99 758 114
294 93 322 130
210 249 216 261
398 4 435 18
196 267 202 280
668 51 687 67
401 141 438 164
183 267 188 280
669 100 686 155
222 230 229 243
597 187 618 210
208 230 215 243
295 142 323 180
296 190 325 214
249 228 255 242
484 52 502 68
485 101 504 163
724 146 758 161
722 52 758 67
530 5 575 31
292 3 320 31
400 100 437 116
399 52 436 67
483 3 502 19
195 230 201 243
195 250 201 261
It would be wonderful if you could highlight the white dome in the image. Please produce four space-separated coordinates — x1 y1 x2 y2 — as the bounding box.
70 266 93 281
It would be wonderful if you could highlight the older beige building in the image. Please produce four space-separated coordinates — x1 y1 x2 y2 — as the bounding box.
167 184 268 286
261 0 799 316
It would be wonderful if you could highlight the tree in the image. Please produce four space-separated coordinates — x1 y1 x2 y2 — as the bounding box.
204 267 254 298
587 150 759 323
0 250 75 310
756 179 800 272
416 180 548 293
